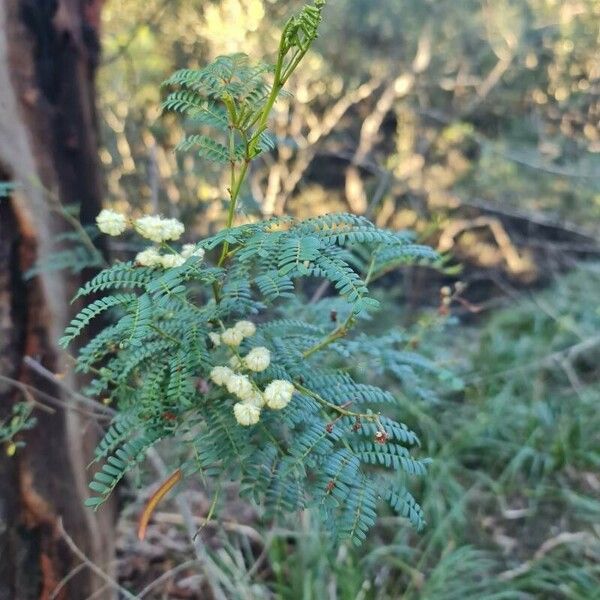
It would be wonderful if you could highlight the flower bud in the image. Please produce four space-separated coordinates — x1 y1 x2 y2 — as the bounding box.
97 209 127 236
244 347 271 372
226 374 253 400
222 327 245 347
233 402 261 426
209 366 233 386
264 379 295 410
234 320 256 338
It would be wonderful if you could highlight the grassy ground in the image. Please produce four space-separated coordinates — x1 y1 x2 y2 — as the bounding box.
117 265 600 599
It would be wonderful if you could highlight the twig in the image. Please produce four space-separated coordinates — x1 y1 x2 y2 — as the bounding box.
52 559 124 600
150 511 264 544
244 534 274 579
0 372 111 424
498 532 597 581
56 518 136 599
49 562 88 599
27 176 107 267
23 356 115 417
0 373 54 414
302 313 356 359
309 280 330 304
137 559 199 598
84 582 112 600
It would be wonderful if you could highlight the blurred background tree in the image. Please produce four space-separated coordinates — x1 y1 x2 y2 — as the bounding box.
0 0 113 597
98 0 600 236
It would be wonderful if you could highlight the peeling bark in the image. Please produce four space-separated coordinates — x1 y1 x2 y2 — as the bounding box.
0 1 113 598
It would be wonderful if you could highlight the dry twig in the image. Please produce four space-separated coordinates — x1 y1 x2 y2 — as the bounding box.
56 518 136 599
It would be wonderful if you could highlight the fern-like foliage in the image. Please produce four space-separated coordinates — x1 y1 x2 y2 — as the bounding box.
66 0 442 546
66 212 436 541
162 1 326 167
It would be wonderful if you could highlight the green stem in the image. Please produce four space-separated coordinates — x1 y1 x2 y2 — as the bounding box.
281 47 309 84
364 253 378 286
302 313 356 358
217 160 249 268
246 33 287 133
211 17 318 301
149 323 182 346
295 383 379 421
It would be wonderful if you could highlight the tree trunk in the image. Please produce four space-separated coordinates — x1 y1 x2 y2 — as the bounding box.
0 1 114 598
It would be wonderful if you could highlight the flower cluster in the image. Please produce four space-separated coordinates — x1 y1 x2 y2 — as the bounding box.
244 347 271 372
96 210 187 244
212 320 257 347
263 380 295 410
181 244 205 260
96 210 201 269
135 244 205 269
134 215 185 243
96 209 127 236
208 322 294 426
135 247 163 267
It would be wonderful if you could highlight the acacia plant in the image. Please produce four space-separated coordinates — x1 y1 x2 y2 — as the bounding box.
63 0 438 545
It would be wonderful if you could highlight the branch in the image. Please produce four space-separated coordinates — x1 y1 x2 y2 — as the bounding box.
261 77 382 215
137 559 198 599
56 519 136 600
23 356 114 418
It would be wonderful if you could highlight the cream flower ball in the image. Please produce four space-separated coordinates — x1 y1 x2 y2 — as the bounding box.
181 244 205 260
209 366 233 386
264 380 295 410
160 218 185 241
208 332 221 347
135 215 185 243
160 254 186 268
221 327 245 347
225 374 254 400
96 209 127 236
233 402 261 426
234 320 256 338
135 247 162 267
244 347 271 372
134 216 163 242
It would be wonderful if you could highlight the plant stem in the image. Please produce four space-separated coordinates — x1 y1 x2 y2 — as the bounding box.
364 253 378 286
295 383 379 421
302 314 356 358
215 159 250 275
212 20 317 301
149 323 182 346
